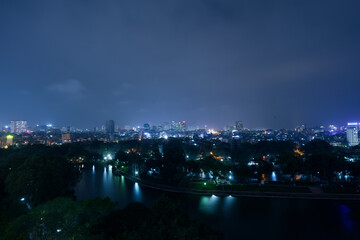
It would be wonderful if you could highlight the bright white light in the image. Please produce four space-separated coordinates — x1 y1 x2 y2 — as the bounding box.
20 197 25 202
57 229 61 233
229 176 232 180
135 171 138 175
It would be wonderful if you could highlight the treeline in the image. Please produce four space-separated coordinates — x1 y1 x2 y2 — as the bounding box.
111 139 360 185
2 196 222 240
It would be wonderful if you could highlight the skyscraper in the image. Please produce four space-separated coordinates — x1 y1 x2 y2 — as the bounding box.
105 120 115 134
10 120 27 134
235 121 244 131
346 123 359 146
143 123 150 131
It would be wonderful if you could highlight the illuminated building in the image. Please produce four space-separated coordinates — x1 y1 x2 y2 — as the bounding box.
61 133 71 143
105 120 115 134
346 123 359 146
143 123 150 131
235 121 243 131
10 120 27 134
6 135 14 146
180 121 187 132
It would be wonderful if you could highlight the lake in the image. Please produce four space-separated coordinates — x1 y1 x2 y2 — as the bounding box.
75 165 360 240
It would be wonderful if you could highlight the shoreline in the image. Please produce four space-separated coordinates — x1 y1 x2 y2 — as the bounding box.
113 170 360 201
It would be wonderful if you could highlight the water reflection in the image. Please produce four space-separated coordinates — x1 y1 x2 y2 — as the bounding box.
199 195 221 215
76 169 360 240
223 195 236 214
133 182 142 202
271 171 277 181
339 204 354 233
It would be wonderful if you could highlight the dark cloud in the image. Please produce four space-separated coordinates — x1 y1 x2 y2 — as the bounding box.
0 0 359 129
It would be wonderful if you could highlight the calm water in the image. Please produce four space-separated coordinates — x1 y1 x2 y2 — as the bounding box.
75 165 360 240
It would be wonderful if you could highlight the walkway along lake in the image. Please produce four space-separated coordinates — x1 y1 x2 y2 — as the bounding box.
75 165 360 240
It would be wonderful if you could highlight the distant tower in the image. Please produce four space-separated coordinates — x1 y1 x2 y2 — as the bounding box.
10 120 27 134
180 121 187 132
105 120 115 134
347 123 359 146
235 121 244 131
143 123 150 131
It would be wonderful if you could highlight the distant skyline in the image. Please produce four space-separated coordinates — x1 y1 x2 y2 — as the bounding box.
2 119 359 131
1 0 360 129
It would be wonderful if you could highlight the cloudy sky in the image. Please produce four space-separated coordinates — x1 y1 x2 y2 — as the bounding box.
1 0 360 129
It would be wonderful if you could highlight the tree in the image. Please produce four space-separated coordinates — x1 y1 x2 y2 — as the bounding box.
278 151 304 181
304 140 344 181
234 164 252 183
2 197 115 240
161 140 186 184
200 156 230 184
5 155 80 206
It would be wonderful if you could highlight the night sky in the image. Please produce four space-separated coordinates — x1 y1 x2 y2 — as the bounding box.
1 0 360 129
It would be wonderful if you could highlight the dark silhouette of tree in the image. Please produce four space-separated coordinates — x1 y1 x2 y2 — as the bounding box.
278 151 304 181
161 140 186 184
304 140 344 181
5 154 80 206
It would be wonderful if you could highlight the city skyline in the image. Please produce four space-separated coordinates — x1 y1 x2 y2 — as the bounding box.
3 118 360 132
1 0 360 129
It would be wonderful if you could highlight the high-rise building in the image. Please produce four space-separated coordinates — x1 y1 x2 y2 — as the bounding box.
235 121 244 131
346 123 359 146
10 120 27 134
61 133 71 144
105 120 115 134
180 121 187 132
144 123 150 131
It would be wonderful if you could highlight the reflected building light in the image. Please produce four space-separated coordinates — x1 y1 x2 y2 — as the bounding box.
199 195 220 215
339 204 354 233
223 194 236 213
133 182 142 201
271 171 277 181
